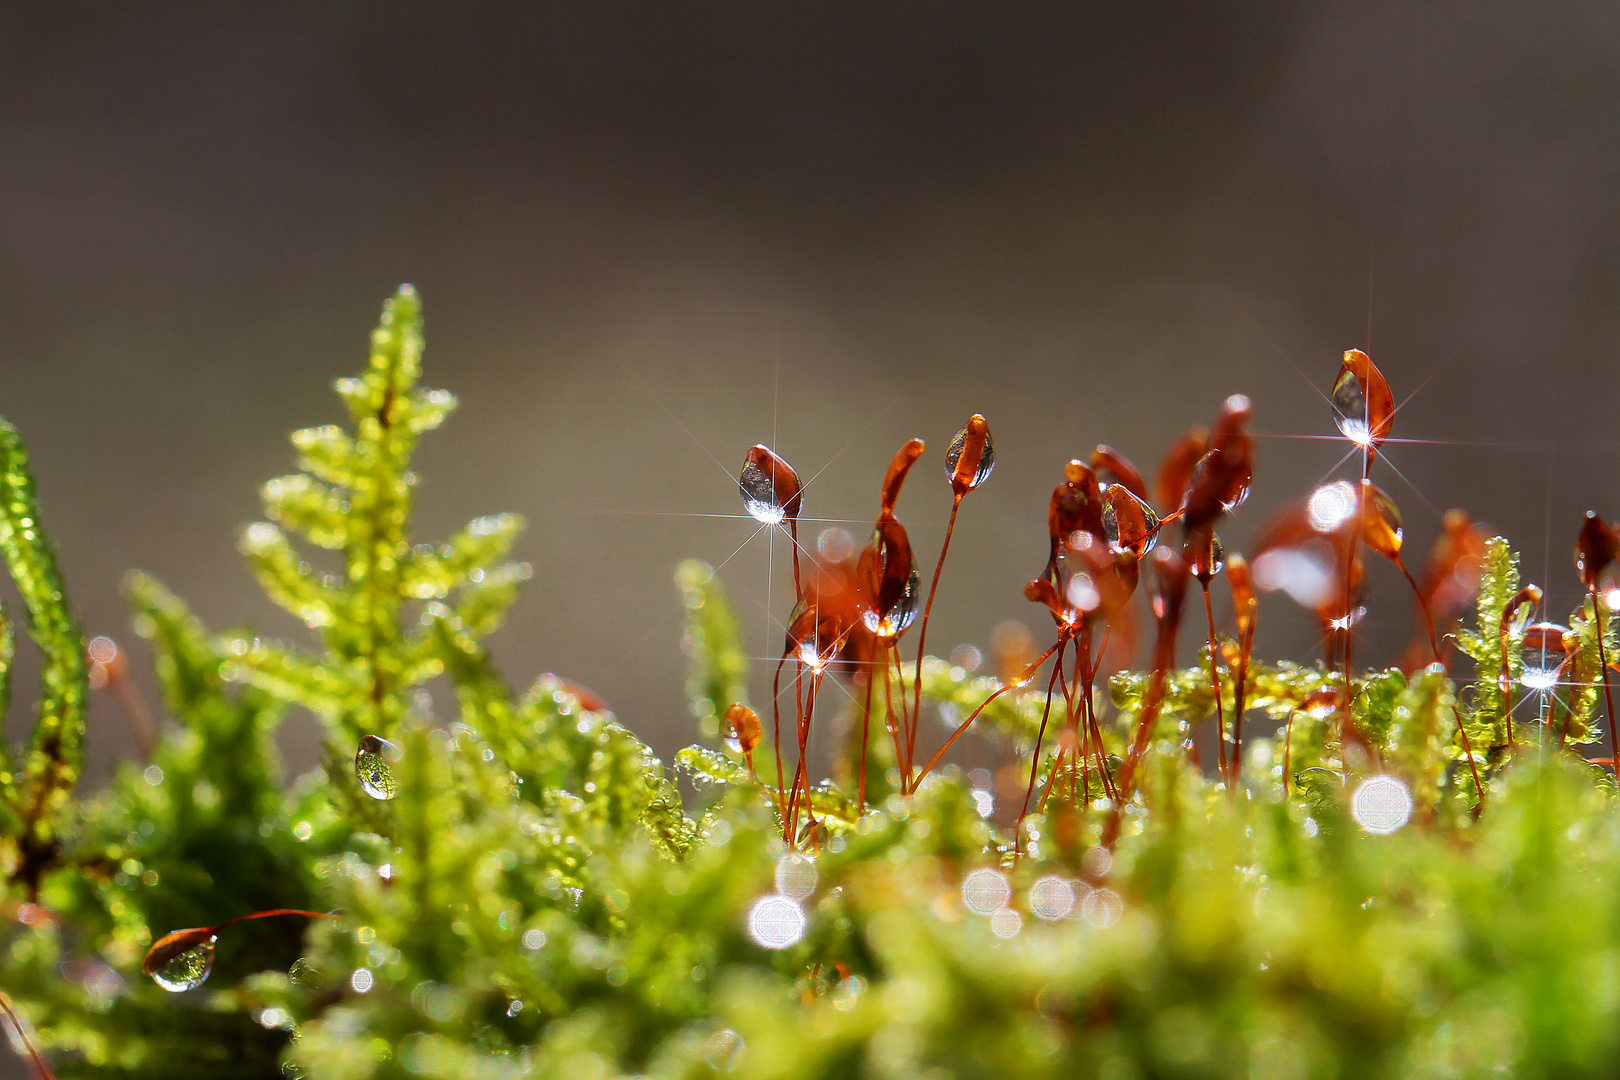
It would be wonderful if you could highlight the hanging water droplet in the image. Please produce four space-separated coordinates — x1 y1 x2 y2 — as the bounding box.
1331 349 1394 451
1359 481 1404 559
355 735 402 800
144 928 217 992
1101 484 1160 557
944 415 994 495
876 567 922 637
1332 368 1369 446
724 703 761 755
1520 623 1570 690
1189 533 1225 584
738 445 802 526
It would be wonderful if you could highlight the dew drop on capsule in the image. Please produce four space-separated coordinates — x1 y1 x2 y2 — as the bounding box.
738 445 802 526
144 928 216 992
355 735 402 800
944 416 994 494
866 567 922 638
1519 623 1570 691
1331 368 1369 446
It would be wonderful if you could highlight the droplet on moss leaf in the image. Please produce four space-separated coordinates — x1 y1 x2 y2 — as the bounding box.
356 735 402 800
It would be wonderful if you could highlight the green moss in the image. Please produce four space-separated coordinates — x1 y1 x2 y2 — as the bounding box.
4 289 1620 1079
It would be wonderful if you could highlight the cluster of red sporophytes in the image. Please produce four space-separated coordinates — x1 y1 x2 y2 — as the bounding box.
731 349 1620 850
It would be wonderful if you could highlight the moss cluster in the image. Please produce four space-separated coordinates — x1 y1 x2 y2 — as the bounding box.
3 289 1619 1079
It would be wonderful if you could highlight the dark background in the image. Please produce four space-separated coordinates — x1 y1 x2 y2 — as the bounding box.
2 2 1619 799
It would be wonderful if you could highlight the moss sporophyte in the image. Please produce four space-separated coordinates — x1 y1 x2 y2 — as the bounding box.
4 288 1620 1078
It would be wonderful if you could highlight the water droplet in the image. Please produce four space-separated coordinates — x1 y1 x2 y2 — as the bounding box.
724 703 761 755
1359 481 1404 559
1188 532 1225 585
144 928 216 992
1101 483 1160 557
1332 349 1394 451
1351 775 1412 834
1332 370 1369 445
1520 623 1570 690
961 868 1011 915
355 735 402 800
945 415 994 494
865 567 922 638
746 895 806 949
351 967 375 993
739 445 802 525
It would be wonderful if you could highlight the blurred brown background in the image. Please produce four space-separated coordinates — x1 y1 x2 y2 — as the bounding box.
2 2 1619 786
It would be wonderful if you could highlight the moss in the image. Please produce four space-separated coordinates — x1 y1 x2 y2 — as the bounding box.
3 289 1620 1079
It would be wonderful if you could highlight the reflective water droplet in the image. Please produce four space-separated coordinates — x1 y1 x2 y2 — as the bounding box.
876 567 922 637
1189 532 1225 585
724 703 761 755
739 445 802 526
1101 484 1160 557
1359 481 1403 559
144 929 216 992
355 735 402 800
1331 369 1368 444
1520 622 1570 690
944 415 994 495
1332 349 1394 451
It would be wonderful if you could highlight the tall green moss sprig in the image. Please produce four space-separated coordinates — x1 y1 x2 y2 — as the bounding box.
223 285 519 759
1455 536 1521 762
0 419 89 897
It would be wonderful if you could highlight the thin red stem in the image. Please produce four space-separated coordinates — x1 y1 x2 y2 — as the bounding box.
908 495 963 791
914 638 1065 786
1017 645 1067 854
0 992 54 1080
